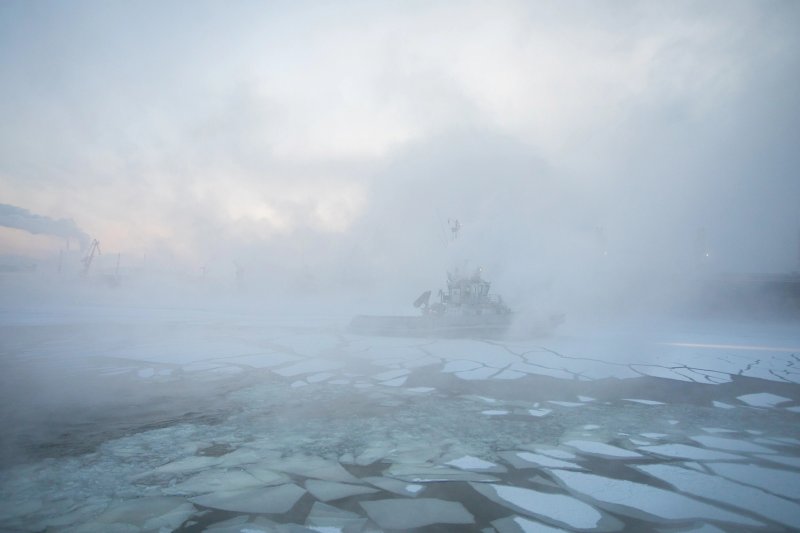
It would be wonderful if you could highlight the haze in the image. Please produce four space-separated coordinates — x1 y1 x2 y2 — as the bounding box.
2 0 799 317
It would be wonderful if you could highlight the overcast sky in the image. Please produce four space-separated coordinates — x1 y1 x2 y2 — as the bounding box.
1 1 799 292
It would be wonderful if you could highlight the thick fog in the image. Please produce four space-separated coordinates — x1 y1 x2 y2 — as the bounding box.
2 0 799 318
2 4 800 532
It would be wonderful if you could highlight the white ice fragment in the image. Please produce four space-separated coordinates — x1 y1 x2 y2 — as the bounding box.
622 398 665 405
360 498 474 529
499 451 582 470
445 455 503 471
470 483 617 531
290 380 307 388
712 401 735 409
667 419 679 425
550 470 762 526
583 424 601 430
328 379 350 385
638 463 800 529
578 396 595 402
690 436 776 454
563 440 642 459
355 445 393 466
528 408 552 417
629 439 650 446
708 463 800 499
548 401 584 407
482 410 509 416
137 368 155 378
786 405 800 413
190 484 306 514
305 480 378 501
639 444 745 461
737 392 792 408
640 433 667 439
700 427 737 434
492 515 570 533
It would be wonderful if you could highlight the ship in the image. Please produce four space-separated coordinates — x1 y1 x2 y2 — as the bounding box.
349 267 564 338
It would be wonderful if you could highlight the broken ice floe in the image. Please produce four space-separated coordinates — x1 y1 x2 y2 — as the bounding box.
528 408 552 417
359 498 474 529
637 463 800 529
190 483 306 514
707 462 800 499
549 470 763 526
736 392 792 408
470 482 621 531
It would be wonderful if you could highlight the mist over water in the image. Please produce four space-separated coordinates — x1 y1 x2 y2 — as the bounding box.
2 2 800 532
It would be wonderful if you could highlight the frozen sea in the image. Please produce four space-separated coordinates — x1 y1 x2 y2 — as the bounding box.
2 302 800 532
